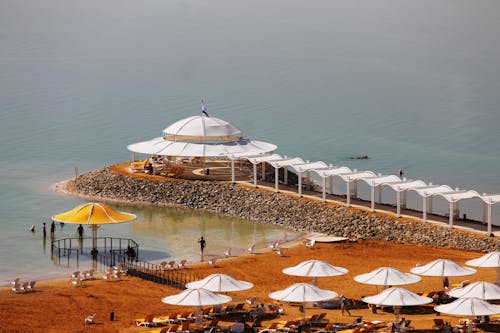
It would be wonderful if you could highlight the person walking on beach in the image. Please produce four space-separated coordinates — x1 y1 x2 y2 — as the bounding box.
50 221 55 238
198 236 206 261
77 224 84 238
42 222 47 239
340 295 351 316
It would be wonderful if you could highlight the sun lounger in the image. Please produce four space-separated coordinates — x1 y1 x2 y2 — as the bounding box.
305 239 316 249
11 283 23 293
208 258 217 267
167 261 176 270
276 248 285 256
247 243 256 254
136 314 156 327
10 277 20 286
224 248 232 258
178 259 187 269
84 313 96 325
26 281 36 292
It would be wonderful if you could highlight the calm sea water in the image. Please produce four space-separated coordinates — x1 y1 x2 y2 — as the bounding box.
1 0 500 282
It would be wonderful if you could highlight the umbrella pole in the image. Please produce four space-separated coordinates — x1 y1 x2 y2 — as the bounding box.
394 306 400 323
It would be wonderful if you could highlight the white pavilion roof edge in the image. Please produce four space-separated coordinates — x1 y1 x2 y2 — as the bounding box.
267 157 305 168
245 154 282 164
289 161 329 173
359 175 402 187
312 166 353 177
481 194 500 204
338 171 377 181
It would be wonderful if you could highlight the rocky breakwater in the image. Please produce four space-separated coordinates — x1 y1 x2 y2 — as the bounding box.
63 166 500 252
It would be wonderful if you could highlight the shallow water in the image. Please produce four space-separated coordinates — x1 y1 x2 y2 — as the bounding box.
1 0 500 282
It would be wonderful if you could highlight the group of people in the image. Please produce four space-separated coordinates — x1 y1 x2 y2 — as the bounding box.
30 221 85 239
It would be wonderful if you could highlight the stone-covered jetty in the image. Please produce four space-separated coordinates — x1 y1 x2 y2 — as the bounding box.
57 165 500 252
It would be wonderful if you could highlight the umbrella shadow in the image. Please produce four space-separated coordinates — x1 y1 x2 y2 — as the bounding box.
382 305 436 315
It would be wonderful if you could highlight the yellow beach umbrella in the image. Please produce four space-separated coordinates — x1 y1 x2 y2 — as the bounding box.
52 202 136 254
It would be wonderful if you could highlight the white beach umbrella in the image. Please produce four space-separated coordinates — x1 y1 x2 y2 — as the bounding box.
354 267 421 286
362 287 433 322
466 251 500 285
410 259 477 277
269 283 338 303
282 260 348 285
435 297 500 317
448 281 500 300
185 273 254 292
162 288 232 324
269 283 338 322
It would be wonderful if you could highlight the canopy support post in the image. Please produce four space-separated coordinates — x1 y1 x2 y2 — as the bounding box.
275 167 279 193
449 201 454 227
396 190 401 217
231 159 235 183
370 182 375 212
488 201 492 235
423 194 427 223
298 172 302 197
253 163 257 187
346 180 351 207
322 177 326 202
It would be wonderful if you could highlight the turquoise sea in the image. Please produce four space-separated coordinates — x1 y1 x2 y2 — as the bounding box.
1 0 500 283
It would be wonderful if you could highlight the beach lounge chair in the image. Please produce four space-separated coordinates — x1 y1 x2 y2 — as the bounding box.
178 259 187 269
258 322 279 333
224 248 232 258
247 243 256 254
305 239 316 249
19 281 30 293
136 314 156 327
10 277 20 286
208 258 217 267
432 319 445 330
167 261 176 270
11 283 23 293
84 313 96 325
313 321 337 333
26 281 36 292
276 248 285 256
160 261 168 270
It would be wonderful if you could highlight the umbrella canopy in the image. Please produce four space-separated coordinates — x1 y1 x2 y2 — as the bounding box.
466 251 500 268
354 267 421 286
435 297 500 317
362 287 433 322
448 281 500 300
128 137 276 158
161 288 232 307
283 260 348 279
52 203 137 252
362 287 433 307
410 259 477 277
269 283 338 303
162 115 242 142
466 251 500 285
185 274 254 292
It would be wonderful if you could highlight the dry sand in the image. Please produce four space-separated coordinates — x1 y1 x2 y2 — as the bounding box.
1 240 498 333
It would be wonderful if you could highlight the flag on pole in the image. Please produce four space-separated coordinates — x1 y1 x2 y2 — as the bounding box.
201 99 209 117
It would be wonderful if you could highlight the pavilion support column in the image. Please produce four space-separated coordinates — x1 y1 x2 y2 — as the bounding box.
422 194 427 223
322 177 326 202
402 190 407 209
274 167 279 193
396 190 401 217
298 172 303 198
353 180 358 199
370 183 375 212
253 163 257 187
377 185 382 204
487 202 492 235
231 159 235 183
284 168 288 185
262 163 266 181
131 152 136 162
329 176 333 195
449 201 454 227
346 180 351 207
482 202 487 224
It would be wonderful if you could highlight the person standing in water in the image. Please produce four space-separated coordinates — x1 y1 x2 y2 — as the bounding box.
198 236 206 261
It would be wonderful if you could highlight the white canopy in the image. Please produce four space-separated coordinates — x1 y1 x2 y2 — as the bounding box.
410 259 477 277
361 287 433 307
282 260 348 278
161 288 232 306
448 281 500 300
290 162 329 174
268 283 338 303
185 274 253 292
466 251 500 268
312 166 353 178
163 115 242 142
354 267 421 286
435 297 500 317
128 137 276 158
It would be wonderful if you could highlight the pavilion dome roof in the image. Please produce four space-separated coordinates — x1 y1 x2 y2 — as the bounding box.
162 115 243 143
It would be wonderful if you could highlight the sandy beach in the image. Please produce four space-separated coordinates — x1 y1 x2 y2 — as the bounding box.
1 239 498 333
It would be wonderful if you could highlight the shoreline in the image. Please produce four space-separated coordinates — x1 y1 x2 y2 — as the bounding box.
51 164 500 252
